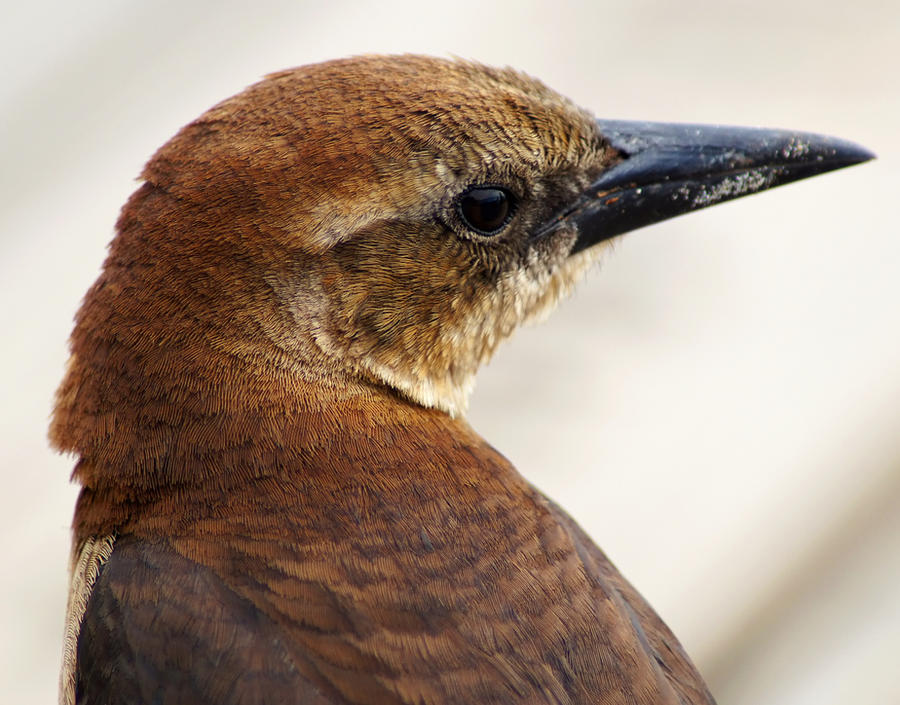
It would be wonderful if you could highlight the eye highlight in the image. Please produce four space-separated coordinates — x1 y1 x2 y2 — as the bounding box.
458 186 515 235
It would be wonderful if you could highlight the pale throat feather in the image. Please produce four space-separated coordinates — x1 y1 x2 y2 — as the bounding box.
354 244 607 417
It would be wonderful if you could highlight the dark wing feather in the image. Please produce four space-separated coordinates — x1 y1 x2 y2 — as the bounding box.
75 536 335 705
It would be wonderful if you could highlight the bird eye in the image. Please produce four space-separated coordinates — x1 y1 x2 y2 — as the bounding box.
458 187 515 235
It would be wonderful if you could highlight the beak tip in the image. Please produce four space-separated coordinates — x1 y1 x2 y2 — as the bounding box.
798 131 875 170
838 141 876 166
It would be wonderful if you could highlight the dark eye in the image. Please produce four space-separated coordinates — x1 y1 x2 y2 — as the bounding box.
458 186 515 235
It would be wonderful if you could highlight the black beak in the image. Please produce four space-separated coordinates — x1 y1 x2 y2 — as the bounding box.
559 120 874 254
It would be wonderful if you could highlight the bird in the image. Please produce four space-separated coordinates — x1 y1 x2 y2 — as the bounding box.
50 55 872 705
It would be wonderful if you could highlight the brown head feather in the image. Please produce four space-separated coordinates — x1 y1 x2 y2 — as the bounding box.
51 55 617 502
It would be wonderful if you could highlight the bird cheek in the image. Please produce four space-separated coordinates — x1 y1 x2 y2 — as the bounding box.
489 230 601 333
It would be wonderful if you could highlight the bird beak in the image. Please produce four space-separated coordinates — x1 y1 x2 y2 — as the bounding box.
554 120 875 255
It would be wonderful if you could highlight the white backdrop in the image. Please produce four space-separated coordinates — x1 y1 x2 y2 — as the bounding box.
2 2 898 704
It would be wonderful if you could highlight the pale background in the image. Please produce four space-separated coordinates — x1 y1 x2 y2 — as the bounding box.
2 1 898 703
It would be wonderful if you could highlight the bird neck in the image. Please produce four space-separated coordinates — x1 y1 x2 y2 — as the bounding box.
62 352 510 545
55 323 486 518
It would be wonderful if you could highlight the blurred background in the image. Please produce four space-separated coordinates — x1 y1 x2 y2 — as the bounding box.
2 1 897 703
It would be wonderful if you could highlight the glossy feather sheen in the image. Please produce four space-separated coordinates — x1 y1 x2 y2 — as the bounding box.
52 55 713 704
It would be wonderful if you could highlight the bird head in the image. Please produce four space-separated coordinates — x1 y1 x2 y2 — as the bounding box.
51 55 871 488
136 55 619 415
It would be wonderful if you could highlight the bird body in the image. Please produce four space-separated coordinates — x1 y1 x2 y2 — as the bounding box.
69 391 709 704
52 55 871 704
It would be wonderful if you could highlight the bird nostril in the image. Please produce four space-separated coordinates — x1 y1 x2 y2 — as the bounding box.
458 186 515 235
